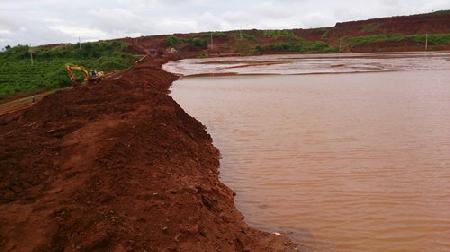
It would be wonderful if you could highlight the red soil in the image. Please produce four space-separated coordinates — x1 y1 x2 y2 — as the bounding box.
0 58 297 251
326 11 450 51
329 12 450 39
118 11 450 55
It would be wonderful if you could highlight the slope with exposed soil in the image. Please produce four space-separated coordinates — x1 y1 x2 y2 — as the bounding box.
21 11 447 60
0 58 297 251
116 10 450 55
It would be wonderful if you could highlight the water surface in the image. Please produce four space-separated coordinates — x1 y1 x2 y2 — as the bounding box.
169 53 450 251
164 52 450 76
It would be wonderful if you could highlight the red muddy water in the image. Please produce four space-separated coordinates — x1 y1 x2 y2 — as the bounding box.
169 53 450 251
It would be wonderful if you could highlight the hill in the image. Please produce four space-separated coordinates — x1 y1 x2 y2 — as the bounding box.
119 10 450 55
1 10 450 99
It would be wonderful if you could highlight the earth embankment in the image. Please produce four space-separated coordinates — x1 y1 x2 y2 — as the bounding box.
0 58 296 251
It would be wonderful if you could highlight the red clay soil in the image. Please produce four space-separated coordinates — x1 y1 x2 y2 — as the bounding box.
0 58 297 251
326 12 450 49
330 12 450 38
117 11 450 56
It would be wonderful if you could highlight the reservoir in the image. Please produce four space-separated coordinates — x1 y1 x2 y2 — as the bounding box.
168 53 450 251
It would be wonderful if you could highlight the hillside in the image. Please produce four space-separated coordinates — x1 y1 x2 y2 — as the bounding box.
1 10 450 99
120 10 450 55
0 41 136 99
1 9 449 252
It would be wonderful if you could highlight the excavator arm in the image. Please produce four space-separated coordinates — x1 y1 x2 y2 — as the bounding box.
65 63 106 84
64 64 90 82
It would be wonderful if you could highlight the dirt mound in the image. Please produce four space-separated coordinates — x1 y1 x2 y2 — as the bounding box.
0 58 297 251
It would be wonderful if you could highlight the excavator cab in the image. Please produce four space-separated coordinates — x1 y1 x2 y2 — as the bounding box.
90 70 97 79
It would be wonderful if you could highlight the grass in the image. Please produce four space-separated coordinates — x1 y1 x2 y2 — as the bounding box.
310 27 329 34
0 41 135 99
255 41 337 53
234 31 257 41
431 9 450 15
164 36 208 48
262 30 297 40
344 34 450 47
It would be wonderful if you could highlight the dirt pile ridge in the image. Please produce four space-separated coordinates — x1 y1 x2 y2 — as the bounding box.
0 57 297 251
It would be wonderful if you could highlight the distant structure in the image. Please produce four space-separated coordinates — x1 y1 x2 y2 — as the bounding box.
208 32 214 50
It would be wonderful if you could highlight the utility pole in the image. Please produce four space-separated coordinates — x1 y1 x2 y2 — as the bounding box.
210 32 214 50
79 36 82 49
240 30 243 40
339 37 343 53
29 49 34 65
425 33 428 51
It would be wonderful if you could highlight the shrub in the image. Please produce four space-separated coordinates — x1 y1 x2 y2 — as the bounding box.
164 36 183 47
344 34 450 46
256 41 336 53
263 30 294 38
164 36 207 48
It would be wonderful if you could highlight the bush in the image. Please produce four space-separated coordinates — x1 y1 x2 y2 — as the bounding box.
191 38 207 48
256 41 335 53
263 30 294 38
164 36 183 47
344 33 450 46
163 36 207 48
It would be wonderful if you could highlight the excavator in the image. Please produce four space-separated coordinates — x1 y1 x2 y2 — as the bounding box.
64 64 105 83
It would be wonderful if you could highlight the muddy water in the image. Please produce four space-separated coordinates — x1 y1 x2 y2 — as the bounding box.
164 52 450 76
170 54 450 252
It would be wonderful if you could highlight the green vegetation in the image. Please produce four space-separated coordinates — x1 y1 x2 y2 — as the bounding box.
198 31 228 38
255 41 337 53
262 30 297 40
234 31 257 41
425 34 450 44
361 23 380 33
164 35 208 48
210 32 228 38
0 41 135 99
431 9 450 15
321 30 330 40
242 33 257 41
344 33 450 46
310 27 329 34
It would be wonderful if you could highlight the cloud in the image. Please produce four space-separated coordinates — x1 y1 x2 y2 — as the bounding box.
0 0 449 48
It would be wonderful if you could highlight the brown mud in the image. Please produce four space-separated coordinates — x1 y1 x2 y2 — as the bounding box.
0 58 297 251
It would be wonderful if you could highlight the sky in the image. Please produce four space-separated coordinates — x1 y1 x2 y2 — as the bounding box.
1 0 449 48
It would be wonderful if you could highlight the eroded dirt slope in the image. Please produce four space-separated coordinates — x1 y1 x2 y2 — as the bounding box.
0 58 296 251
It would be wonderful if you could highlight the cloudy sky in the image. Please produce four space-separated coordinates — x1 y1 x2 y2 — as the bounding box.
1 0 449 48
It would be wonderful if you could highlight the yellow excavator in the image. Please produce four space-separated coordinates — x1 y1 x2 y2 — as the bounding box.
64 64 105 83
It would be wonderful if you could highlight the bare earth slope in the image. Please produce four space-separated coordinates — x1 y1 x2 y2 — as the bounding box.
0 58 296 251
118 11 450 55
